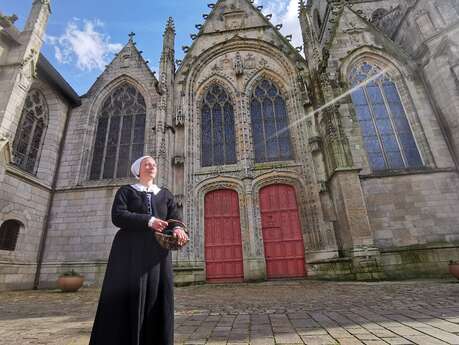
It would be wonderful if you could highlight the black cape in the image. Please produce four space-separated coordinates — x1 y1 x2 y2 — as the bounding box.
89 185 180 345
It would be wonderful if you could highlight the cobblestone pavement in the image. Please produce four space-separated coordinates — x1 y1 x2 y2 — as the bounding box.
1 280 459 344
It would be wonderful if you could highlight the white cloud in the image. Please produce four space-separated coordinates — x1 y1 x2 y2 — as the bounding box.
255 0 304 50
45 19 123 71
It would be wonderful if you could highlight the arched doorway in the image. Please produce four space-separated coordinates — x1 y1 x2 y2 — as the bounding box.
259 184 306 279
204 189 244 282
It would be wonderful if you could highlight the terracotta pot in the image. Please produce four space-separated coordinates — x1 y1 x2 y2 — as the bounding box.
449 263 459 280
57 276 84 292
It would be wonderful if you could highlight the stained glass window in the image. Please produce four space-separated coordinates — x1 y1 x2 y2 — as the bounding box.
250 79 293 163
201 84 237 167
90 83 146 180
0 220 21 251
349 62 423 171
13 89 48 174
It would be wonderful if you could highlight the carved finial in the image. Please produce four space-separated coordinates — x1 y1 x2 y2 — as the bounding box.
0 13 18 26
298 0 306 11
128 32 135 42
165 17 175 34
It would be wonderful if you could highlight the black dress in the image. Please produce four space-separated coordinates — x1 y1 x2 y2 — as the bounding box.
89 185 180 345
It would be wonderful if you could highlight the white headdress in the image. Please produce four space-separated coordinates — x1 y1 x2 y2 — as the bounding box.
130 155 153 179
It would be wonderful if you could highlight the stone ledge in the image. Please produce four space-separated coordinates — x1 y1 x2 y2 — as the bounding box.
359 167 457 179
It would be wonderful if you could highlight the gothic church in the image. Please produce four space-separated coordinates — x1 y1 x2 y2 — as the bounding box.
1 0 459 290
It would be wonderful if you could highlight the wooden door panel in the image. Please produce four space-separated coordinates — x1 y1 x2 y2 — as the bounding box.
205 189 244 283
260 184 306 279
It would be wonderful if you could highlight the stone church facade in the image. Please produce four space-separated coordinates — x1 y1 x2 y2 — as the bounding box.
0 0 459 290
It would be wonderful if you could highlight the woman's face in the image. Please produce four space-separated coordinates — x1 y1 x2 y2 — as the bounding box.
139 157 157 181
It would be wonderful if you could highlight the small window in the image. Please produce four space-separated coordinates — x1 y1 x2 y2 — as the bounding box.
0 220 21 251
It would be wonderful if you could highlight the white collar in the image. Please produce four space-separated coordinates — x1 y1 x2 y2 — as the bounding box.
131 183 161 195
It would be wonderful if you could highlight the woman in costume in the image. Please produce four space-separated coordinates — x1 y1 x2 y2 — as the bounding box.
89 155 188 345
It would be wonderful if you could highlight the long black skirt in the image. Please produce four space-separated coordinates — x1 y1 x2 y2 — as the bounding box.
89 229 173 345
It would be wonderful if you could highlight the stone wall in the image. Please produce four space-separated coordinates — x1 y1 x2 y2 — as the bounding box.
0 173 50 290
362 171 459 248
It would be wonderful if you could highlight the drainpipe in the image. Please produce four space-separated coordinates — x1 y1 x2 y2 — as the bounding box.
33 104 73 289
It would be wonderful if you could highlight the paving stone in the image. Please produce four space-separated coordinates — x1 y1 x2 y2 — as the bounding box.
381 337 413 345
1 280 459 344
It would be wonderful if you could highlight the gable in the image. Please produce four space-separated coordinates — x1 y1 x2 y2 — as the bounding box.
201 0 269 34
178 0 304 73
83 40 158 98
328 6 412 65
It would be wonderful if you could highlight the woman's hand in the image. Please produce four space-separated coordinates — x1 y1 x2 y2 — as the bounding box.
151 218 168 232
173 227 189 246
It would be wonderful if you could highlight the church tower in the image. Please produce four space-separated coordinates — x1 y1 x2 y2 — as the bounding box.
0 0 51 183
0 0 51 141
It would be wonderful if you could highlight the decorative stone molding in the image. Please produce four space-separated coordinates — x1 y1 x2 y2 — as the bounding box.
0 137 11 160
308 136 322 153
17 49 38 90
158 138 167 158
173 155 185 166
223 10 246 30
174 194 184 207
175 109 185 127
319 103 353 174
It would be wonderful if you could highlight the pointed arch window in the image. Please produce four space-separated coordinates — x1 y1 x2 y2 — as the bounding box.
349 62 423 171
90 83 146 180
250 79 293 163
13 89 48 174
0 220 22 251
201 84 237 167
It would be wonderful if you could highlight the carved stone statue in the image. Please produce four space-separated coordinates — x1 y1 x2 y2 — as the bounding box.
233 52 244 76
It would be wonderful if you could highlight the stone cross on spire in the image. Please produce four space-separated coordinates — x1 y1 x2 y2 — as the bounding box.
128 31 136 42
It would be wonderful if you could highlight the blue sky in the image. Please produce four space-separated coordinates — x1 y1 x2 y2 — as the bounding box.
2 0 302 95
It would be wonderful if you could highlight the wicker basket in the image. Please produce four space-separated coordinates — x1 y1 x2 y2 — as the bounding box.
154 219 189 250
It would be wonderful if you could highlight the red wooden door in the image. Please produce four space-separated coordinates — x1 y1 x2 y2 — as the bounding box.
205 189 244 283
260 184 306 279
